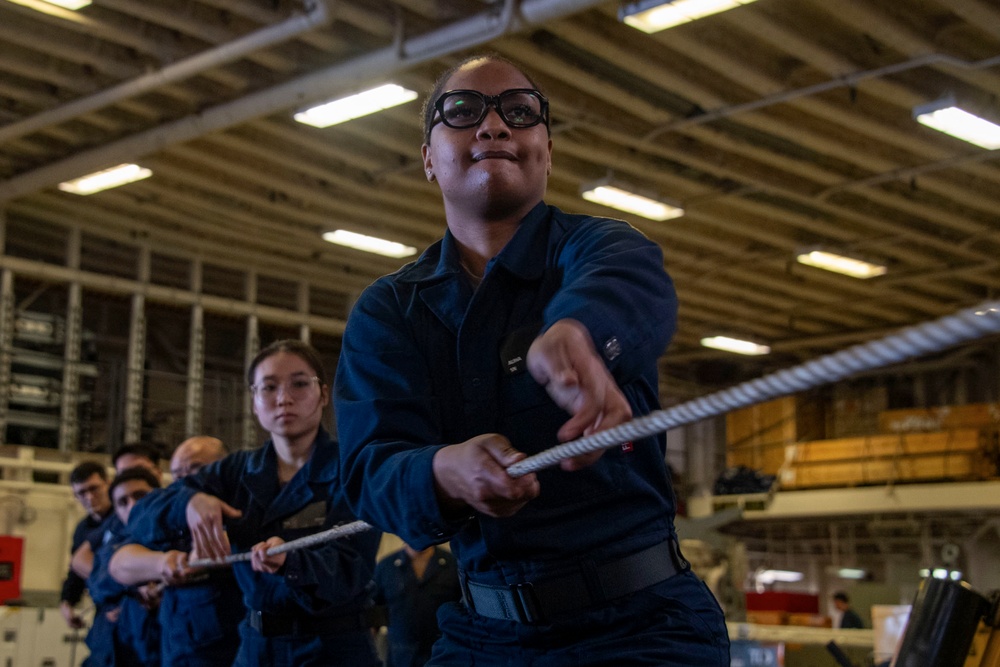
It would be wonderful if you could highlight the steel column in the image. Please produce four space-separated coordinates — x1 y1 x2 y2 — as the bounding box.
59 228 83 451
185 260 205 438
243 272 259 450
124 247 150 443
0 269 13 446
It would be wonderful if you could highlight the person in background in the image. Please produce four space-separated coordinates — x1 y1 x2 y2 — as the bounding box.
371 544 462 667
72 443 163 582
833 591 865 629
142 339 381 667
60 461 112 630
111 436 244 667
113 442 164 483
168 436 225 480
335 54 729 665
85 466 163 667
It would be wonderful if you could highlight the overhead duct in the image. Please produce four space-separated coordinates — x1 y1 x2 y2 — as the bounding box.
0 0 607 202
0 0 331 145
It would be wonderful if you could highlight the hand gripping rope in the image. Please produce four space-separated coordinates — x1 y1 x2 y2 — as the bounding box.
188 519 373 568
189 301 1000 568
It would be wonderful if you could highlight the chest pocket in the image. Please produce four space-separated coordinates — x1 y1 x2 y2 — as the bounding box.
277 500 328 541
497 324 552 430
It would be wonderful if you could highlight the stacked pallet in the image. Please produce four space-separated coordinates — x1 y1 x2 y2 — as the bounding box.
726 400 1000 490
726 395 825 476
779 429 991 489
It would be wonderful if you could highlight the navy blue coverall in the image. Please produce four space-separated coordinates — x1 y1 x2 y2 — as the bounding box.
336 203 730 666
86 516 161 667
372 547 462 667
124 484 244 667
150 429 381 667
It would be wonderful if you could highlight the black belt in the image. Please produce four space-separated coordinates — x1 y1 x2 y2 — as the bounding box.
248 610 365 637
461 539 688 625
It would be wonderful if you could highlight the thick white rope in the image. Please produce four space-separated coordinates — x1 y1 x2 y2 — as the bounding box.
188 300 1000 566
187 519 373 568
507 301 1000 477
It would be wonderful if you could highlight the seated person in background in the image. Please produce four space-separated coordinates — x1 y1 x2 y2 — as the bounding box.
60 461 112 630
111 436 244 667
833 591 865 629
371 544 462 667
84 467 163 667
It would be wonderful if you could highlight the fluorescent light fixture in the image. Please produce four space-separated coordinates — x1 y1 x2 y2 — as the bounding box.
837 568 868 580
757 569 804 585
701 335 770 356
619 0 758 33
58 164 152 195
322 230 416 259
45 0 91 7
796 250 887 279
12 0 93 9
914 96 1000 149
294 84 418 128
580 180 683 221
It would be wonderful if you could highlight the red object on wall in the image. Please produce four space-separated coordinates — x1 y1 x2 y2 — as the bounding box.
746 591 819 614
0 536 24 604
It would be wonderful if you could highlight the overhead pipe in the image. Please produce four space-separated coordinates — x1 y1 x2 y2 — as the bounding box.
0 0 331 145
0 0 607 202
641 53 1000 142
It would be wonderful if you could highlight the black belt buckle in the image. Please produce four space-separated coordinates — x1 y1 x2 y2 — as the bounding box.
512 582 542 624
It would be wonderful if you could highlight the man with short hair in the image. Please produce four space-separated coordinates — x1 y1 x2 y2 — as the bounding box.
112 443 163 482
71 444 164 583
60 461 112 629
833 591 864 629
168 436 225 480
83 467 163 666
73 466 160 667
110 436 244 667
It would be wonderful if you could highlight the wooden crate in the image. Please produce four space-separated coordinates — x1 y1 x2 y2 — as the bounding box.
828 384 888 438
781 452 989 489
727 395 825 475
787 613 831 628
746 610 788 626
878 403 1000 434
787 429 983 464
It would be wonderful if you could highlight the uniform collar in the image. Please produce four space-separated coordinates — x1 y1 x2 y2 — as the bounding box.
397 201 552 285
245 428 338 522
490 201 551 281
394 203 552 336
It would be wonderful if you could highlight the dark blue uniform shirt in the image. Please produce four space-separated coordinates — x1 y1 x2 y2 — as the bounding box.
336 202 730 665
86 515 161 667
372 547 461 667
61 512 106 606
124 485 243 667
335 202 678 585
146 429 381 666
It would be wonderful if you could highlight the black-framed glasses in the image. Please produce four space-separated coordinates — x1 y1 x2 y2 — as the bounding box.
431 89 549 131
